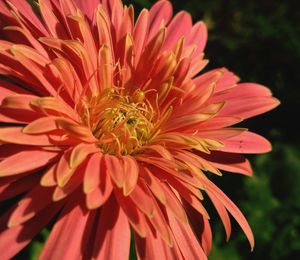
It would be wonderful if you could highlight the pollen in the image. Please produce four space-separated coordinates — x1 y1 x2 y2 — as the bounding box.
81 88 154 155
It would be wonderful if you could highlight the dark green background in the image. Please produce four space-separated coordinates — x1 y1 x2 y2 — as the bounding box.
17 0 300 259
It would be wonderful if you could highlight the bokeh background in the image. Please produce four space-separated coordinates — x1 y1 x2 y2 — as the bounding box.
16 0 300 259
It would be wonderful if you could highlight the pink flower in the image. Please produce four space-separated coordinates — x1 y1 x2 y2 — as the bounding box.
0 0 279 259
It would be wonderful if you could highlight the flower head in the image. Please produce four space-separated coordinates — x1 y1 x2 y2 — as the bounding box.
0 0 279 259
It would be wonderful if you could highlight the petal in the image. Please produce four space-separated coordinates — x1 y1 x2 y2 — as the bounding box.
219 96 280 119
0 127 53 146
140 167 166 204
148 0 173 41
83 153 103 193
8 186 54 227
166 209 208 260
40 198 96 260
122 156 139 196
163 11 192 51
220 131 272 154
115 190 148 237
73 0 99 21
92 196 130 260
207 191 231 240
0 149 58 177
133 9 149 65
69 143 99 169
130 180 155 217
104 155 124 188
204 179 255 250
0 173 39 202
22 117 59 134
201 151 253 176
186 21 207 56
0 203 62 260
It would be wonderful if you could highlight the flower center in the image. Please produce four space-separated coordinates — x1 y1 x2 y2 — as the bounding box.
82 88 154 155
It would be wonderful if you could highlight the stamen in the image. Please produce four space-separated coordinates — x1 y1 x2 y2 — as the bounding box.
82 88 155 155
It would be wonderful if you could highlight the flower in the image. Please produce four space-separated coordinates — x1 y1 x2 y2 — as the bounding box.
0 0 279 259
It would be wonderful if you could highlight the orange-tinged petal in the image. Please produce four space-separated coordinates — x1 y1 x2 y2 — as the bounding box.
30 97 80 121
0 127 53 146
53 168 84 201
133 9 149 65
69 143 99 169
40 164 57 187
56 118 97 142
86 180 113 210
104 155 124 188
56 148 75 187
122 156 139 196
83 153 103 194
98 44 113 90
1 94 37 110
22 117 58 134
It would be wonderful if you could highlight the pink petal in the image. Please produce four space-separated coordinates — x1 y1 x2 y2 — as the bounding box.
40 198 96 260
52 167 84 201
56 148 76 187
160 183 188 224
92 196 130 260
0 173 39 202
8 185 54 227
104 155 124 188
133 9 149 65
83 153 103 193
0 203 62 260
6 0 48 35
122 156 139 196
0 127 53 146
69 143 99 169
163 11 192 51
207 191 231 240
130 180 155 217
186 21 207 56
85 180 113 209
0 149 58 177
135 225 182 260
202 151 253 176
219 96 280 119
205 179 255 250
115 190 147 237
220 131 272 154
140 167 166 204
73 0 99 21
148 0 173 41
166 209 208 260
0 79 30 102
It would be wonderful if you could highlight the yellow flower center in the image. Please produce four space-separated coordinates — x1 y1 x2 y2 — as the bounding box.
82 88 154 155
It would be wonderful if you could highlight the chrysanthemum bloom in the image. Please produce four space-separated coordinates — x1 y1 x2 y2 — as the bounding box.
0 0 279 259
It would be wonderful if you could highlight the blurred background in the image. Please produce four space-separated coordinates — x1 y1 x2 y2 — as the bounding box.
18 0 300 259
